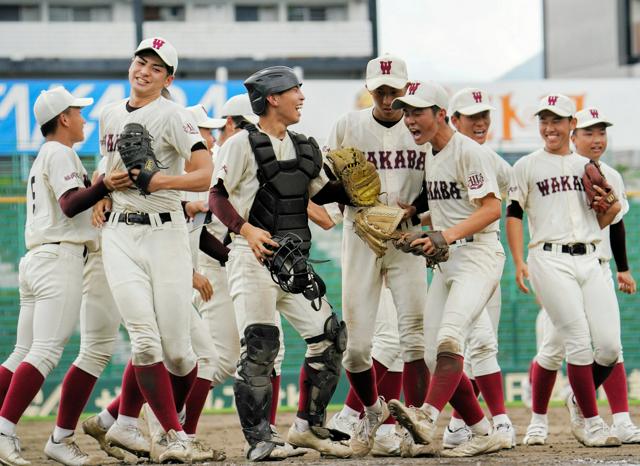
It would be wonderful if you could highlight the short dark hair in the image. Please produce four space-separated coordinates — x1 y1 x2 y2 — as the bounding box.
431 106 450 125
134 50 173 75
40 108 71 138
231 115 253 130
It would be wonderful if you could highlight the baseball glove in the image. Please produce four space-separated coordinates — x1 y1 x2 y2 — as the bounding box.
326 147 380 206
116 123 166 196
354 204 405 257
582 160 617 214
392 231 450 268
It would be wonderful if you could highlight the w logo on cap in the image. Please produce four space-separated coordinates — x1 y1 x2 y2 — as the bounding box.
407 82 421 95
379 61 392 75
152 38 165 50
590 109 599 119
547 96 558 106
472 91 483 103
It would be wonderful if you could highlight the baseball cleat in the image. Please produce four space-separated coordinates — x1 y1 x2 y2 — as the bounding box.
326 411 358 438
564 391 586 444
287 424 352 458
81 415 126 460
388 399 435 445
582 418 621 447
105 421 150 458
442 424 472 449
44 435 101 466
269 425 309 458
441 432 503 457
149 432 167 464
612 421 640 443
371 428 401 457
349 398 389 457
158 430 193 463
495 422 517 449
398 430 437 458
188 437 226 462
523 421 548 446
0 432 30 466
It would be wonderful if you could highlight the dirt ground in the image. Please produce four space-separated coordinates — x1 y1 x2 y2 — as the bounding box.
17 406 640 465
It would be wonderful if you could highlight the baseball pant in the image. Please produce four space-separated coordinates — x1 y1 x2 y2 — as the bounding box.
342 223 427 373
102 212 197 376
4 243 86 377
463 287 501 378
528 247 620 367
371 286 403 373
424 241 504 372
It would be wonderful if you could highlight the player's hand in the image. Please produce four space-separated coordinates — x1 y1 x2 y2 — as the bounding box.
515 261 530 293
129 169 163 193
193 271 213 302
104 171 133 191
617 270 636 294
397 201 416 221
185 200 207 219
240 223 279 263
92 198 112 228
410 236 434 254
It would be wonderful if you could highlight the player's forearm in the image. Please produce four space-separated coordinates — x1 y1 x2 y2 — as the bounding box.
307 202 335 230
506 217 525 265
59 176 110 218
311 180 352 206
610 220 629 272
597 201 621 229
209 183 246 234
442 197 501 243
199 228 230 264
153 167 212 192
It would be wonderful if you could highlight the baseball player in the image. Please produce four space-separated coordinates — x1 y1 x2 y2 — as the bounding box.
209 66 353 461
522 106 640 445
324 54 429 457
99 37 213 463
0 86 132 466
440 88 515 449
506 94 622 448
387 81 505 457
308 201 405 457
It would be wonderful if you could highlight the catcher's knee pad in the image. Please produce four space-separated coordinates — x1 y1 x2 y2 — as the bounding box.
234 324 280 446
302 313 347 427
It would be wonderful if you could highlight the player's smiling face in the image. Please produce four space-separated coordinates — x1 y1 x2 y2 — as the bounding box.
571 124 608 160
403 106 440 145
452 111 491 144
370 85 405 122
128 53 173 98
538 111 574 155
269 86 305 125
63 107 87 144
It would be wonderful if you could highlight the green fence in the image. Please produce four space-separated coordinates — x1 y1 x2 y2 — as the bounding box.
1 154 639 415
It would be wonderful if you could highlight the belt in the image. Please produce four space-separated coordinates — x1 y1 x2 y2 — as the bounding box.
542 242 594 256
105 211 172 225
453 231 500 245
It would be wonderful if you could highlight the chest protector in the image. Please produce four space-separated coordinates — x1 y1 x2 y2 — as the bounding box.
247 125 322 254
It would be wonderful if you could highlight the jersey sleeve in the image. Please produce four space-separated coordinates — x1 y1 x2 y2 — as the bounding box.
308 168 329 198
460 145 501 206
324 202 344 225
323 114 347 153
212 133 249 194
46 148 87 200
509 158 529 208
167 108 206 161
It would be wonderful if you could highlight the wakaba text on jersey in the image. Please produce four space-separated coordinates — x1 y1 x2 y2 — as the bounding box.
365 150 426 170
426 181 462 200
535 175 585 196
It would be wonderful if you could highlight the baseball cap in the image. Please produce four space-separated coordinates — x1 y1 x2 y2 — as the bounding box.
219 94 259 124
365 54 408 90
534 94 575 118
575 107 613 129
186 105 226 129
33 86 93 126
449 88 495 116
135 37 178 74
391 81 449 110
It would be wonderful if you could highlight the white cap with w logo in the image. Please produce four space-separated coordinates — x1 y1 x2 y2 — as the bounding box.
534 94 575 117
135 37 178 74
449 87 495 116
391 80 449 111
575 107 613 129
365 54 408 90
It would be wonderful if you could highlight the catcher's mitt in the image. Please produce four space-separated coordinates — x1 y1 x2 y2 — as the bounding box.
326 147 380 206
116 123 166 196
392 231 450 268
582 160 617 214
354 204 405 257
263 233 326 311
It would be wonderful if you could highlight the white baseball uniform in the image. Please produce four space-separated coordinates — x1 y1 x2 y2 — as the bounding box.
325 108 427 373
1 141 97 378
509 150 621 367
533 159 628 371
100 96 202 376
422 132 505 371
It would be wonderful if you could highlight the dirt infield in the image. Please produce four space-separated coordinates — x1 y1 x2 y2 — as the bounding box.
17 405 640 465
